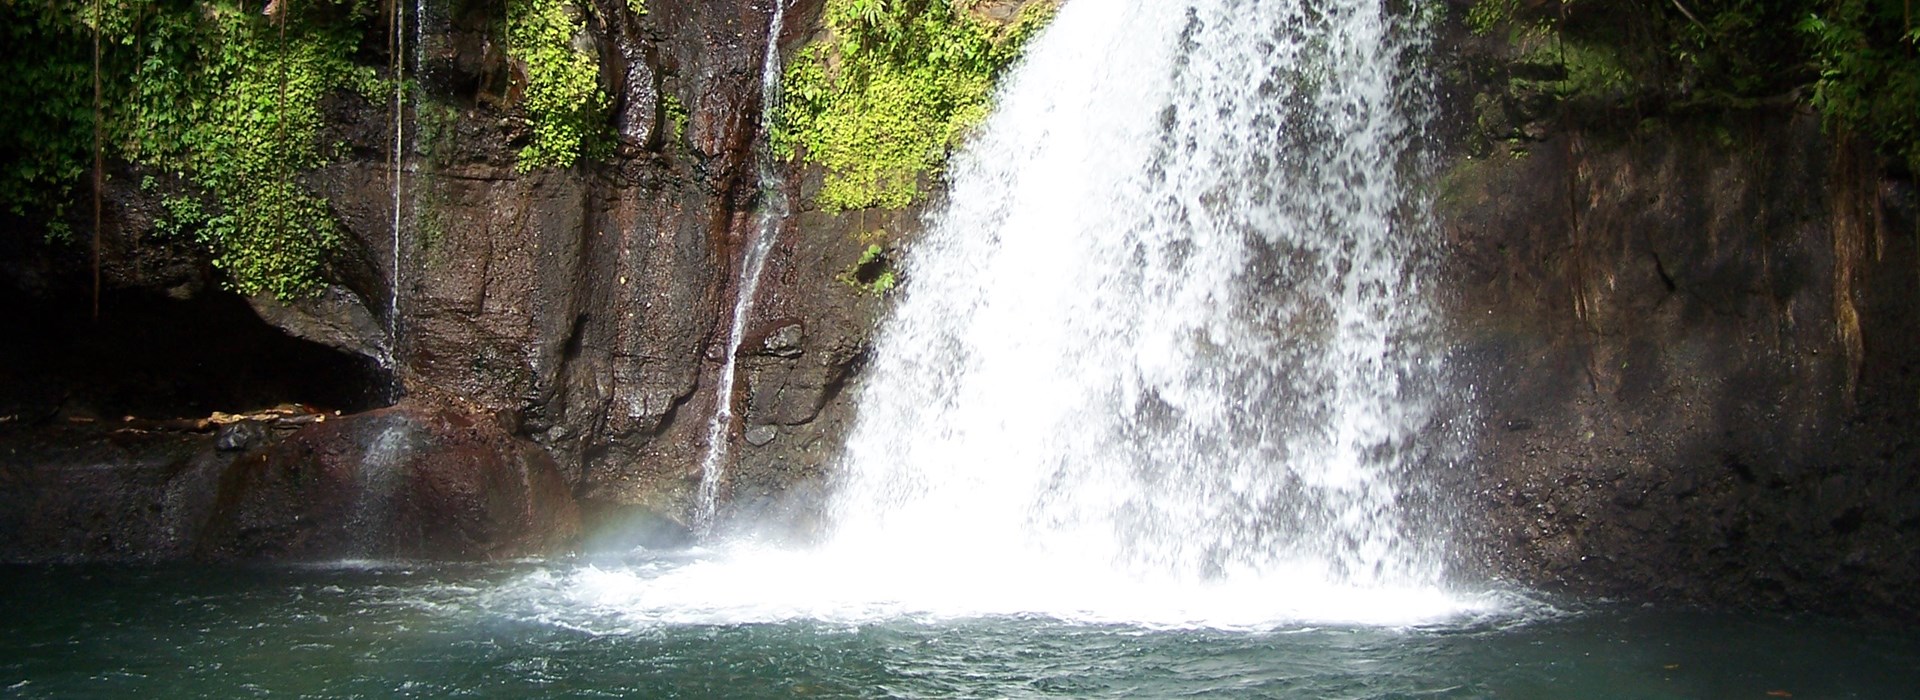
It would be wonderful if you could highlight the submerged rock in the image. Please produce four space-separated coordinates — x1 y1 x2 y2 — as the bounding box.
198 402 580 561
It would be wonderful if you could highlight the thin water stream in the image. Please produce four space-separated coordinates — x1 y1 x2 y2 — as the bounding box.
384 0 408 374
695 0 792 533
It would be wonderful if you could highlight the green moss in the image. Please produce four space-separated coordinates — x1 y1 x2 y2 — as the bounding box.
506 0 610 171
1516 39 1636 100
774 0 1055 211
414 99 464 165
1435 157 1492 214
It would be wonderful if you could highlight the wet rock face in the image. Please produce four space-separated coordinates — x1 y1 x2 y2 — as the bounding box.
302 0 908 534
1439 114 1920 618
0 426 232 563
198 403 580 561
0 0 867 553
300 0 791 516
716 193 912 537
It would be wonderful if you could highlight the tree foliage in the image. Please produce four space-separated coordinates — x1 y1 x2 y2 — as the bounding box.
1468 0 1920 173
1801 1 1920 173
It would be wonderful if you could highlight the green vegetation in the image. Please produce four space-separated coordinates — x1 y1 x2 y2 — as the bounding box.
172 10 363 299
0 7 91 243
661 91 689 147
0 0 381 298
1465 0 1920 173
505 0 610 171
1802 2 1920 173
839 242 898 295
774 0 1055 211
0 0 615 297
1465 0 1522 37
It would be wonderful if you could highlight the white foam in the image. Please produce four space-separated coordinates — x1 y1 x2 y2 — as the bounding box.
481 546 1518 632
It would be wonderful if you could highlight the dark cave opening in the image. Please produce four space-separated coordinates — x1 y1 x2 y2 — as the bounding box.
0 284 391 422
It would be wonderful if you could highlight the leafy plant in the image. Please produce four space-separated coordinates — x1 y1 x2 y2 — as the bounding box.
661 91 689 146
838 242 897 295
1464 0 1920 173
155 194 207 240
0 4 94 242
1802 1 1920 174
773 0 1055 211
1466 0 1521 37
170 11 358 298
506 0 610 171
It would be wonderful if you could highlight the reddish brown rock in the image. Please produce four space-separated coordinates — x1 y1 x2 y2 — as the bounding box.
199 402 580 561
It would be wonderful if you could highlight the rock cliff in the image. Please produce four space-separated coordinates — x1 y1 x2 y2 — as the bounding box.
1431 11 1920 617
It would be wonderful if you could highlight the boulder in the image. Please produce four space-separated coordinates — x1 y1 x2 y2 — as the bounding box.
199 402 580 561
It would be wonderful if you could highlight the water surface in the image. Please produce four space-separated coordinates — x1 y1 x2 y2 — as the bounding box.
4 561 1914 699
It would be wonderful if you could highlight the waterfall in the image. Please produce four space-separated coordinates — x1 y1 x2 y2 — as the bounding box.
561 0 1484 629
821 0 1458 608
694 0 791 533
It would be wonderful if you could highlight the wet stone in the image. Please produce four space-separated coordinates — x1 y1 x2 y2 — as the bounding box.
763 324 804 358
745 425 777 446
215 421 269 452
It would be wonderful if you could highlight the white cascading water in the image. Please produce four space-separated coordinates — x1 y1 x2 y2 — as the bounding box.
822 0 1457 619
694 0 791 533
546 0 1492 629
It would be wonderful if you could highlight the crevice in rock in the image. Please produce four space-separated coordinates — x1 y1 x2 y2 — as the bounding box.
646 380 699 441
560 312 591 364
1650 248 1678 294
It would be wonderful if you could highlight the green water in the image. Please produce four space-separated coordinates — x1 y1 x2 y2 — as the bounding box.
3 562 1915 699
